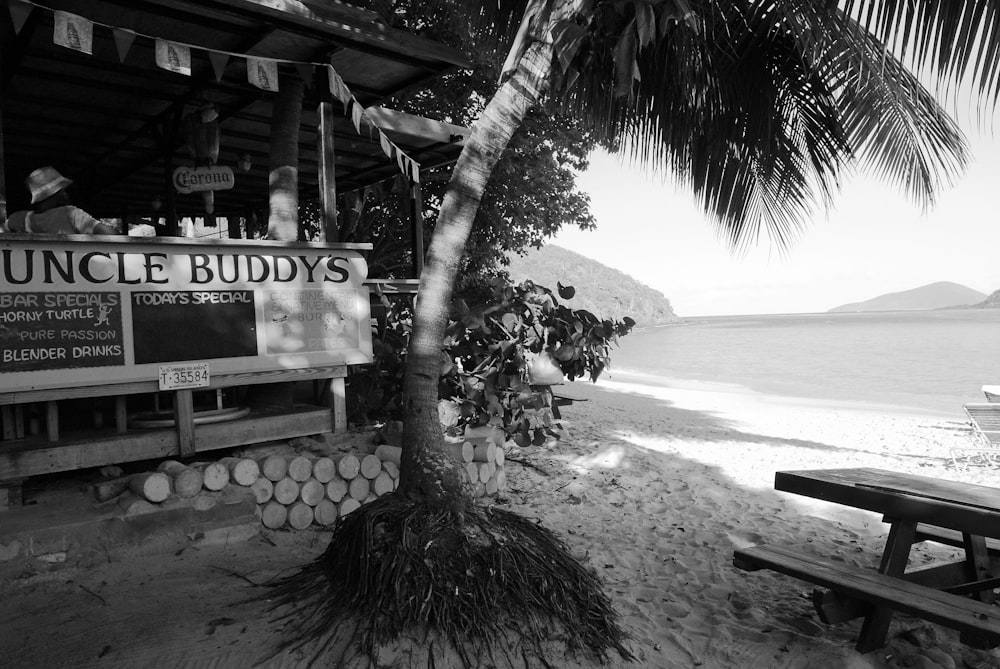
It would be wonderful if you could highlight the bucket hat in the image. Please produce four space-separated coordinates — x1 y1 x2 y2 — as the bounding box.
26 166 73 204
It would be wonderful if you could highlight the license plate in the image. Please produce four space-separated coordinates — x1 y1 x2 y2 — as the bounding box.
158 363 210 390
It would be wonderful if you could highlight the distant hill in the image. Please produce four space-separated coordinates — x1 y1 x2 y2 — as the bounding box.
972 290 1000 308
504 245 679 326
828 281 988 313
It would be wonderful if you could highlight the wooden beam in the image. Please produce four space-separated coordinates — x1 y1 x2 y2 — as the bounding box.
0 363 353 406
365 107 469 146
0 406 333 479
174 390 196 456
316 96 338 241
328 376 347 433
221 0 470 68
0 11 6 228
409 180 424 277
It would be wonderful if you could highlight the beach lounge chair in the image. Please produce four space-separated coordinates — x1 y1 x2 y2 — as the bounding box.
954 403 1000 469
982 385 1000 403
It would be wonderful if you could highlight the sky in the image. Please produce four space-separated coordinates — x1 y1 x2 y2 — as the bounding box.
549 131 1000 318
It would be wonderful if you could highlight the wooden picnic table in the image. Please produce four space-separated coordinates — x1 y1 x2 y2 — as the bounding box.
734 467 1000 653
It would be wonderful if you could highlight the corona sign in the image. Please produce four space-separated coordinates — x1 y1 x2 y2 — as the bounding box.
172 165 235 193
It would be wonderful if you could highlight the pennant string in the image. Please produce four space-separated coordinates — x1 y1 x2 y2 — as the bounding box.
16 0 423 181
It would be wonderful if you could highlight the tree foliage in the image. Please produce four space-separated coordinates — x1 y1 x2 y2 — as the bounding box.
367 1 599 289
350 278 634 446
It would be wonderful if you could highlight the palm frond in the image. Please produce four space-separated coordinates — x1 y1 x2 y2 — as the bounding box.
552 0 968 250
841 0 1000 105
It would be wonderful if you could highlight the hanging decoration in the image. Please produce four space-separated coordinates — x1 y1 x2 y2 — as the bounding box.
247 57 279 92
9 0 422 182
177 103 230 214
9 0 32 34
53 10 93 55
155 38 191 76
112 28 136 63
208 51 229 82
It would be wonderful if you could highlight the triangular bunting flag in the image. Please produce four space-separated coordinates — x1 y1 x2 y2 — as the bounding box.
396 150 406 176
409 158 420 183
155 39 191 76
53 11 93 55
247 57 279 92
327 66 351 110
378 131 393 159
350 102 364 134
9 0 32 34
208 51 229 82
112 28 136 63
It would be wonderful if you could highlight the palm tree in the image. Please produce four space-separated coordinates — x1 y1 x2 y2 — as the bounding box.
269 2 1000 665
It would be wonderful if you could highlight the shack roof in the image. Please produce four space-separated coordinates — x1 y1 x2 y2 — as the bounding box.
1 0 471 219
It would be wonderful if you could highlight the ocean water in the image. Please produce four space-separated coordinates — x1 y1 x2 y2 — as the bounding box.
605 309 1000 417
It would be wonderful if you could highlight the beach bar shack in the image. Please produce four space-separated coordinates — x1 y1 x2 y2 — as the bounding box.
0 0 470 508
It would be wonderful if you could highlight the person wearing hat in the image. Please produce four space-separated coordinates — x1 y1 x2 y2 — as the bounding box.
3 166 117 234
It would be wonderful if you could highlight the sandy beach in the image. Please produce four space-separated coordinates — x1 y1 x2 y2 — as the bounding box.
2 376 998 668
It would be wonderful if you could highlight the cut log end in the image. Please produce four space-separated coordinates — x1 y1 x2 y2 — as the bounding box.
372 471 394 497
250 477 274 504
129 472 170 503
326 476 349 503
273 477 300 506
348 476 370 501
360 454 382 479
299 478 325 506
333 453 361 480
261 501 288 529
197 462 230 491
287 502 314 530
338 497 361 517
287 455 313 482
222 457 260 486
312 457 337 483
259 455 288 482
314 499 338 526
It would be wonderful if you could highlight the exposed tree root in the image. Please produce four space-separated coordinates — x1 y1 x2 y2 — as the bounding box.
260 494 633 668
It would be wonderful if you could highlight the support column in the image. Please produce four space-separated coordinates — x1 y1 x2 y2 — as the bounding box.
0 0 7 228
317 98 338 241
408 179 424 276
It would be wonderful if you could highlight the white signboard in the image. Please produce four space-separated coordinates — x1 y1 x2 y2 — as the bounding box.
0 237 373 393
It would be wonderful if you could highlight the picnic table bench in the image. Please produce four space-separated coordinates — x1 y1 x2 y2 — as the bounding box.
733 468 1000 652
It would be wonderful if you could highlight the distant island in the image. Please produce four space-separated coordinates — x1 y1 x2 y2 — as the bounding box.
828 281 988 313
504 244 679 326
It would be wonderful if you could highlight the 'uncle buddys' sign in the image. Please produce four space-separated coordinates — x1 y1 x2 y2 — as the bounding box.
0 236 373 393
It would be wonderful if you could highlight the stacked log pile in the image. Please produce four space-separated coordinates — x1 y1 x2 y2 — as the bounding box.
93 427 510 529
253 451 400 530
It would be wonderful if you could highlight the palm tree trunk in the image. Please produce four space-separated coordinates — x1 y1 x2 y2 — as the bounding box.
398 38 555 501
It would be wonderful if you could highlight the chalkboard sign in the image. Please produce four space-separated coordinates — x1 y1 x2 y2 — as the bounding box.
131 290 256 364
0 291 124 371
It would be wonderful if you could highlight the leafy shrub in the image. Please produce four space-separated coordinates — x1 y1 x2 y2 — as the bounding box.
348 278 634 446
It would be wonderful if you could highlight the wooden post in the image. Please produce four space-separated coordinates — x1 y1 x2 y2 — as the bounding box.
856 518 916 653
0 10 6 229
228 212 244 239
115 396 128 434
174 389 196 456
45 401 59 442
1 407 16 441
316 78 338 242
328 376 347 433
408 179 424 276
162 112 182 237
